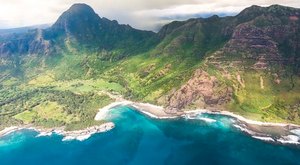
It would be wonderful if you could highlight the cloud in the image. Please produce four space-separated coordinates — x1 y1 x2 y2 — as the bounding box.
134 0 300 30
0 0 67 28
0 0 299 31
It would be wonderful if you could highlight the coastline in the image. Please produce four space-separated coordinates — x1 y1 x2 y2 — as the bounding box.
184 109 299 127
1 95 300 145
183 109 300 145
94 100 300 145
95 100 300 127
0 122 115 142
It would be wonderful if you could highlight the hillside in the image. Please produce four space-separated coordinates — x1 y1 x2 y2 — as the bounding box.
0 3 299 130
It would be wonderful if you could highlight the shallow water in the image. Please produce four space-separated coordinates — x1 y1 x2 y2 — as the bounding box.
1 106 300 165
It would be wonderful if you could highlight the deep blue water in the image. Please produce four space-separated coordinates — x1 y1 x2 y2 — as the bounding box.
1 106 300 165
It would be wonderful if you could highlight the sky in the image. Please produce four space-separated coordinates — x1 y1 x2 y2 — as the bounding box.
0 0 299 31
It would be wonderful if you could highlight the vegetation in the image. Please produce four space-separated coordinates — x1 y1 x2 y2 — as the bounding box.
0 4 300 130
0 80 114 130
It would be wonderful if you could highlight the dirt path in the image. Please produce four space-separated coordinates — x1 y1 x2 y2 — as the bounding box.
98 91 125 101
237 74 245 88
260 76 264 89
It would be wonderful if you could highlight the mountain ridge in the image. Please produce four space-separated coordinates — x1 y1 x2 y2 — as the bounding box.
0 3 158 57
0 3 300 129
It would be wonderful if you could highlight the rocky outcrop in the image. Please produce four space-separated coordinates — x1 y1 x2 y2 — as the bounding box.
224 23 280 59
166 69 232 113
214 9 300 71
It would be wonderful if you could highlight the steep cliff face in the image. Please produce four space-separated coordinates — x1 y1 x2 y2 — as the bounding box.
166 70 232 112
212 5 300 72
51 3 102 38
0 30 54 57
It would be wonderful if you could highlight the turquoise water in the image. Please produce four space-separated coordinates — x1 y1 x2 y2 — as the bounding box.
1 106 300 165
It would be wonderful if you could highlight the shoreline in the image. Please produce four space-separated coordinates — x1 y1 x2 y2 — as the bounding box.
1 98 300 145
184 109 300 127
94 100 300 145
96 100 300 127
183 109 300 145
0 122 115 142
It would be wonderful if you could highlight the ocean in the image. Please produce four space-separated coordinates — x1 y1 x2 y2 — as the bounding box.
0 106 300 165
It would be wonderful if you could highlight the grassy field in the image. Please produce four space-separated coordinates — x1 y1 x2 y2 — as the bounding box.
14 101 78 125
224 69 300 124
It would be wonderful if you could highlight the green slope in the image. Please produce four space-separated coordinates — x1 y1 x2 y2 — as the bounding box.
0 4 300 130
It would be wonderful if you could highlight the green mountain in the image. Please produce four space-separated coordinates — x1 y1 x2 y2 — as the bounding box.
0 4 299 129
0 4 157 57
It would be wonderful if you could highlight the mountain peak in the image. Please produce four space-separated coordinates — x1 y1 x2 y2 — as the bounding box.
52 3 100 30
238 4 299 17
51 3 101 40
53 3 98 26
67 3 96 16
237 5 264 17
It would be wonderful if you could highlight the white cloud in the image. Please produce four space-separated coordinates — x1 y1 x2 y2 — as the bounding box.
0 0 68 28
0 0 299 30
